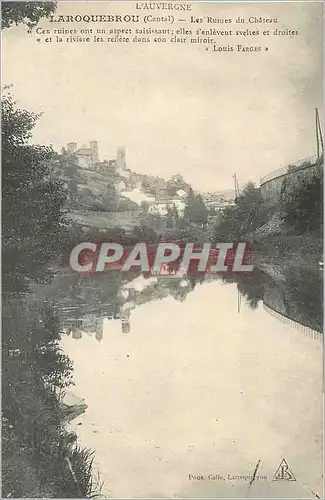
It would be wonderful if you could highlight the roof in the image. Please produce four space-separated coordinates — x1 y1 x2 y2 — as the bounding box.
76 148 92 156
176 189 187 198
154 193 184 202
157 198 184 204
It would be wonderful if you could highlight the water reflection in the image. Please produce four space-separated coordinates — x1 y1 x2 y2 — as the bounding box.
59 266 323 499
48 271 208 337
224 266 323 336
47 264 322 341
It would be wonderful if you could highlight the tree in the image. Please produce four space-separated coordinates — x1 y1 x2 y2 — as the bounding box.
2 90 69 291
283 267 322 332
222 271 265 309
213 182 267 241
142 213 164 234
131 224 158 243
166 174 190 196
2 1 56 29
166 206 175 229
141 179 154 195
50 150 81 207
184 189 208 226
119 197 139 211
165 204 179 229
103 182 119 211
236 182 266 232
281 173 323 234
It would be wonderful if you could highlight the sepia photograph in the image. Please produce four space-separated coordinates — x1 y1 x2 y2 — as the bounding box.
1 0 323 498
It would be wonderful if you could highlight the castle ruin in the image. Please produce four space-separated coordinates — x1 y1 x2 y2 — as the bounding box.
66 141 99 169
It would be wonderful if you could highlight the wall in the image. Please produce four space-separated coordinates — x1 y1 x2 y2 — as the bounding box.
263 303 323 342
76 154 92 170
68 209 143 231
148 200 185 216
263 277 322 335
260 154 323 203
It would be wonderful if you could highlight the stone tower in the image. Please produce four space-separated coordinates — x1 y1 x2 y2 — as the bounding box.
67 142 77 153
121 321 130 334
120 308 131 334
90 141 99 163
116 146 126 171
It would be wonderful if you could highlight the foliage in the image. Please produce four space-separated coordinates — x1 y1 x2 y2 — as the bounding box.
2 298 95 498
255 231 323 263
166 173 190 196
2 90 69 291
3 299 73 388
1 1 56 29
223 271 266 309
2 89 96 497
84 185 119 212
103 182 119 210
224 264 323 331
183 189 208 226
213 182 267 241
119 196 139 211
131 224 159 243
53 153 123 212
280 173 323 234
283 267 323 333
140 173 190 198
49 271 126 337
140 212 165 234
165 204 179 229
67 223 159 263
51 150 83 207
140 174 167 197
162 224 208 244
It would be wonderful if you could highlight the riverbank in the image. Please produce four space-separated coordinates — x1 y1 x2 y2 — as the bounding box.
2 294 99 498
252 231 323 271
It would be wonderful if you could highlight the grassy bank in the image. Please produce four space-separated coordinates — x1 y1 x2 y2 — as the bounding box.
252 231 323 270
2 296 99 498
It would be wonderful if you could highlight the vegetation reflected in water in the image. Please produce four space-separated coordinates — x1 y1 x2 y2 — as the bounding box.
47 265 323 340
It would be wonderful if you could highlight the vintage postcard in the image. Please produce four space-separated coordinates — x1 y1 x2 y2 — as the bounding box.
1 0 323 498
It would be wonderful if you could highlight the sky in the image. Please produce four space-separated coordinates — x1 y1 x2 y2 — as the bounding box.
2 0 323 191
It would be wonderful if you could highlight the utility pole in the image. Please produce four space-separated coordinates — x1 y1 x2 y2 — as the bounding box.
237 288 242 314
315 108 324 162
315 108 319 161
233 173 240 202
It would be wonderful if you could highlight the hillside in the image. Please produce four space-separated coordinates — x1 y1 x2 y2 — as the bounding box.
55 150 231 211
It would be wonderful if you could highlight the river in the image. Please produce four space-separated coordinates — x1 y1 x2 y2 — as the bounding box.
51 265 323 498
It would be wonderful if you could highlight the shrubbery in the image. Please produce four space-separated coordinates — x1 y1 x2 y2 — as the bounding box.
281 171 323 234
2 91 98 497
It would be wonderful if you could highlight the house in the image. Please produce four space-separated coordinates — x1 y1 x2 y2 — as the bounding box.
71 329 82 340
204 199 236 213
147 195 185 216
176 188 187 199
120 309 131 334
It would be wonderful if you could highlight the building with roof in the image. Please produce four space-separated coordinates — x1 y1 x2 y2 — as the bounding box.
71 329 82 340
66 141 99 169
147 196 185 216
204 199 236 212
